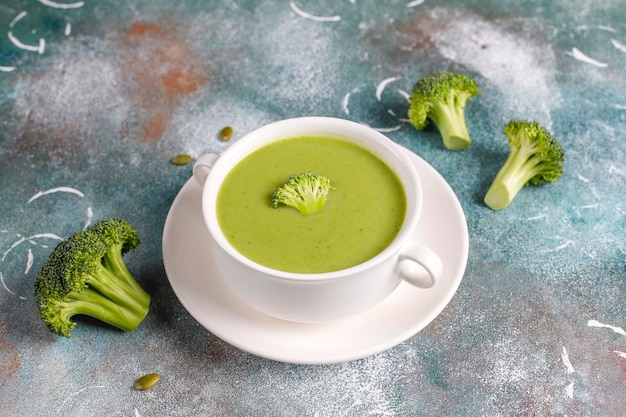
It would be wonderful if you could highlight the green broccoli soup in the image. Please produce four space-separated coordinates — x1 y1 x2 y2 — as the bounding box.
216 136 406 273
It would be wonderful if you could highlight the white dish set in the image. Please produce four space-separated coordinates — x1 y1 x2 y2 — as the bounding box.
162 117 468 364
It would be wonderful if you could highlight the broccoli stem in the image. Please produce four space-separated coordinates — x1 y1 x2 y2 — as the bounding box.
102 243 150 301
87 264 150 318
484 145 542 210
65 286 148 332
429 101 471 151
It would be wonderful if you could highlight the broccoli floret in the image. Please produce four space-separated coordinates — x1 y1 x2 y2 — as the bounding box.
272 172 333 215
484 120 564 210
408 72 480 151
34 218 150 337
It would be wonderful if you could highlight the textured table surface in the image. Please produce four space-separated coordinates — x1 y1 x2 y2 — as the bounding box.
1 1 625 416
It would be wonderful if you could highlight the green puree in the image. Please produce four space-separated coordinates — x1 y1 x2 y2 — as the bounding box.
217 136 406 273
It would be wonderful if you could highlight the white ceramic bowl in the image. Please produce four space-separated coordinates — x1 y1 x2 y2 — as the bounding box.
193 117 442 322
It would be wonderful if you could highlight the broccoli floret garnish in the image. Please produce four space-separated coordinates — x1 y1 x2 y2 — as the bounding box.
34 218 151 337
272 172 333 215
484 120 564 210
408 72 480 151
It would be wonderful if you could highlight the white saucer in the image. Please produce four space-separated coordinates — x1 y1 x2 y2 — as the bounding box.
162 145 468 365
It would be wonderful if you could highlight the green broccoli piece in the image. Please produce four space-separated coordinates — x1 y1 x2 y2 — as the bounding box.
408 72 480 151
484 120 564 210
34 218 150 337
272 172 333 215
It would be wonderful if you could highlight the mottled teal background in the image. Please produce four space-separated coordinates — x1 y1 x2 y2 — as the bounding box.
1 0 625 416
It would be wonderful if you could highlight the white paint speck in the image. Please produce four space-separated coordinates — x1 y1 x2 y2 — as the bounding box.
289 1 341 22
406 0 425 7
0 271 16 295
84 207 93 229
2 233 63 262
370 124 403 133
25 248 34 274
526 214 547 221
28 186 85 203
375 77 398 102
567 47 608 68
341 87 360 115
38 0 84 9
9 11 28 27
561 346 575 374
65 22 72 36
587 320 626 336
611 39 626 53
8 31 46 54
565 381 574 399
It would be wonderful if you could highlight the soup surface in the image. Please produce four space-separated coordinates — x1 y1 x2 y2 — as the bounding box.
216 136 406 273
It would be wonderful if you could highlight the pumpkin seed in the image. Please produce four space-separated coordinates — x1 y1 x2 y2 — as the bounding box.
219 126 233 141
171 154 193 166
134 373 161 390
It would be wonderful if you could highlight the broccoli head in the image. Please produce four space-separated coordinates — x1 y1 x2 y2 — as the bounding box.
272 172 333 215
34 218 151 337
484 120 564 210
408 72 480 151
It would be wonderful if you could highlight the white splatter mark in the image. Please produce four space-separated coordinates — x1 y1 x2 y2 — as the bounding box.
526 214 547 221
2 233 64 262
84 207 93 229
611 39 626 53
614 104 626 110
65 22 72 36
134 408 141 417
0 271 16 295
56 386 109 415
567 47 608 68
28 186 85 203
561 346 575 374
375 77 398 101
8 11 45 54
387 109 409 122
608 164 626 176
577 174 591 183
587 320 626 336
397 89 410 101
10 11 28 27
8 31 45 54
368 124 403 133
579 203 599 209
565 381 574 399
341 93 351 115
406 0 425 7
38 0 84 9
24 248 34 274
0 66 16 72
597 25 617 33
576 24 617 33
341 87 360 115
541 240 574 253
289 1 341 22
613 350 626 359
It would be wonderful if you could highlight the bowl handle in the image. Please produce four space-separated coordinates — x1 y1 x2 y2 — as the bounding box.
192 153 220 185
398 240 443 289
